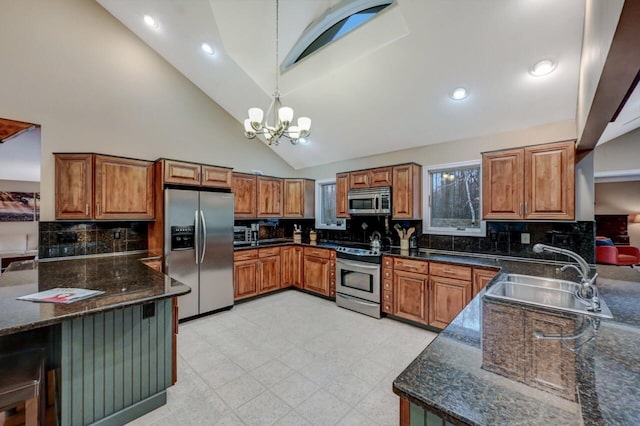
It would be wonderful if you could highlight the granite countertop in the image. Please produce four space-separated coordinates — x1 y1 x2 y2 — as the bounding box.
392 251 640 426
0 253 190 337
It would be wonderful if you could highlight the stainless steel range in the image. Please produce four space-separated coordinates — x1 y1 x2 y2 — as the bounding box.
335 246 382 318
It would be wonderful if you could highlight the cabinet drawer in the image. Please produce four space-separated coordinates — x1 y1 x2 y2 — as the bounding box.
234 249 258 261
304 247 331 259
383 279 393 291
430 262 472 281
383 256 393 268
383 290 393 303
394 258 428 275
382 301 393 314
259 247 281 258
382 269 393 280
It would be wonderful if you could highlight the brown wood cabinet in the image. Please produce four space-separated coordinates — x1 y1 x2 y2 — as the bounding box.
55 153 154 220
428 275 472 329
303 247 333 296
393 270 429 324
161 159 232 189
258 247 281 294
55 153 94 220
392 164 422 219
231 173 257 218
283 179 315 218
382 255 394 314
349 167 392 190
281 246 303 288
473 268 498 297
94 155 154 220
234 250 259 300
257 177 284 218
482 302 577 401
482 141 575 220
336 173 350 218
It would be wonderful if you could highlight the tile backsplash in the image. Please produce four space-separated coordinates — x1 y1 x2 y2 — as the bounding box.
39 222 148 259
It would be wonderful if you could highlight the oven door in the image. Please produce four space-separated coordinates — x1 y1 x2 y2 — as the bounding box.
336 258 381 303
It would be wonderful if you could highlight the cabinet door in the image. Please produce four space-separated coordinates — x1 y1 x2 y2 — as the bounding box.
303 255 330 296
282 246 304 288
294 246 305 288
163 160 201 186
392 164 421 219
231 173 257 218
428 276 471 329
482 149 524 220
524 141 575 220
524 311 577 401
55 154 93 220
201 165 232 189
258 255 281 294
336 173 350 218
349 170 370 189
473 268 497 297
283 179 314 218
393 270 428 324
369 167 392 187
234 259 258 300
257 177 283 217
94 155 154 220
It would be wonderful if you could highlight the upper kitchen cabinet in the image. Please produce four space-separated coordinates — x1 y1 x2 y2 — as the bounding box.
231 173 257 218
55 154 94 220
336 173 350 219
283 179 315 218
94 155 154 220
55 153 154 220
257 177 283 218
392 164 422 219
349 167 392 190
482 141 575 220
161 159 232 189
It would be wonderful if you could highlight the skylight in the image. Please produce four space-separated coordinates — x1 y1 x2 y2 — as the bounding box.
282 0 394 70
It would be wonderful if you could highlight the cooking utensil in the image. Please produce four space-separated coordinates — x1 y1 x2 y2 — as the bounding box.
406 227 415 238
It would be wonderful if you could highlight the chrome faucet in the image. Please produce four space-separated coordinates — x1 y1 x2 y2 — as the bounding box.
532 243 599 300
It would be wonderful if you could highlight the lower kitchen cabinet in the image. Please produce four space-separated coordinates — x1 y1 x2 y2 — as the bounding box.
234 250 259 300
281 246 304 288
258 247 281 294
393 270 429 324
473 267 498 296
382 256 394 313
303 247 333 297
428 276 472 329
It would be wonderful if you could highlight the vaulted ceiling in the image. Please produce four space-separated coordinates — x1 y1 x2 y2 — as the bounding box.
96 0 586 170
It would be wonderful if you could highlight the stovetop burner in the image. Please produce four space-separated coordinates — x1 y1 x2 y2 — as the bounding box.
335 245 382 264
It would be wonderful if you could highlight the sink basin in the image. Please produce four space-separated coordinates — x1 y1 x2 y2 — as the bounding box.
484 274 613 319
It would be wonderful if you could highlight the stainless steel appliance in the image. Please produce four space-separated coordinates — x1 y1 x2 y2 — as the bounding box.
347 187 391 215
335 246 381 318
233 226 251 245
164 189 234 319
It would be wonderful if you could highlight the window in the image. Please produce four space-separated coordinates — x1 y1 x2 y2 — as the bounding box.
315 178 346 230
423 161 485 237
282 0 394 70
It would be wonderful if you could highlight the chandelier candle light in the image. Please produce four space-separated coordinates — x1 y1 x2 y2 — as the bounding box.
244 0 311 145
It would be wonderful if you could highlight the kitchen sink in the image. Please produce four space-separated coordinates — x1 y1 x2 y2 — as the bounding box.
484 274 613 319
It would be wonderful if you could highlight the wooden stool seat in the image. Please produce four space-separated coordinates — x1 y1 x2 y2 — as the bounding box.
0 350 44 426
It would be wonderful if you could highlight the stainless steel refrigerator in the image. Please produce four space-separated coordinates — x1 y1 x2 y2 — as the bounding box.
164 188 234 319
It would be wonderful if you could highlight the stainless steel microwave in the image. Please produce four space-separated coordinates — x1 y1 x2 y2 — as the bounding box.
233 226 251 245
347 187 391 215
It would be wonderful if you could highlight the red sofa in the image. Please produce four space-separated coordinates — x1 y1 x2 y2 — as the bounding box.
595 237 640 266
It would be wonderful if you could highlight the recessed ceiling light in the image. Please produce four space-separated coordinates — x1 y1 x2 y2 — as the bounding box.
449 87 469 101
143 15 158 28
529 59 556 77
201 43 215 55
299 138 310 145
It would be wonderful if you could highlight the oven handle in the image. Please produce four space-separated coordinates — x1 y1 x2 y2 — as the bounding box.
337 293 380 308
336 259 381 270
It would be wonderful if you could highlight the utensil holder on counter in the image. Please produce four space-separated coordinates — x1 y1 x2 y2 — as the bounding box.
309 231 317 242
293 232 302 244
400 239 409 250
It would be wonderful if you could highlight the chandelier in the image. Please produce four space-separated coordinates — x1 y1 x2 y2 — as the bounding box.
243 0 311 145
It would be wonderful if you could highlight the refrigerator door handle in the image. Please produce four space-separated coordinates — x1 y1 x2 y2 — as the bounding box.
200 210 207 263
194 210 200 265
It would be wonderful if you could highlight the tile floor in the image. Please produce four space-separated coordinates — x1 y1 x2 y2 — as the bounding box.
128 290 437 426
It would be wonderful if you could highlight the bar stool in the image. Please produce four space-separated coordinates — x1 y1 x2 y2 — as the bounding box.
0 349 45 426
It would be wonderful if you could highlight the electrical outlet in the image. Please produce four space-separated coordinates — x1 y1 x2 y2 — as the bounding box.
114 231 121 240
521 233 530 244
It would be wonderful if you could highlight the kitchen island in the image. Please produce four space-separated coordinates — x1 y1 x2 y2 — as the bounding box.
392 256 640 425
0 253 190 426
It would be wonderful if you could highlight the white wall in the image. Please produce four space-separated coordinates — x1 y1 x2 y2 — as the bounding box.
595 181 640 247
576 0 624 142
0 180 39 242
0 128 41 182
0 0 295 221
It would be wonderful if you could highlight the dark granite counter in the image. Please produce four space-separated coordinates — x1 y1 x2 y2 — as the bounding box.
392 251 640 426
0 253 190 337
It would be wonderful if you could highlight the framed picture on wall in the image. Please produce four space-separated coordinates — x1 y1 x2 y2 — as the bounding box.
0 191 39 222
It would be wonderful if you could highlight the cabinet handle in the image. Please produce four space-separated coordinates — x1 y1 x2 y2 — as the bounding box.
195 170 200 182
524 202 528 216
519 203 523 216
85 203 89 215
443 269 454 274
96 203 100 215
